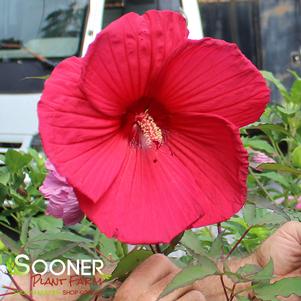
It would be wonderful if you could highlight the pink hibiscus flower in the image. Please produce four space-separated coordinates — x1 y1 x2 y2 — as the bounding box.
38 10 269 243
40 160 84 225
249 149 276 170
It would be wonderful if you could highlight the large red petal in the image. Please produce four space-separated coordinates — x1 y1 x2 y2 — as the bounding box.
154 38 270 128
78 113 248 244
168 113 249 228
38 57 128 202
81 10 188 116
78 143 205 244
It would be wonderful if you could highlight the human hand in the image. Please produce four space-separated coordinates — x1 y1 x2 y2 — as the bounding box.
114 254 206 301
255 221 301 301
255 221 301 277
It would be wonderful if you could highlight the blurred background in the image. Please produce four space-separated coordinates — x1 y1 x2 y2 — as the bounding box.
0 0 300 153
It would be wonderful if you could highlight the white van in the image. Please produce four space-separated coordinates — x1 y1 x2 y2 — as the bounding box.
0 0 202 153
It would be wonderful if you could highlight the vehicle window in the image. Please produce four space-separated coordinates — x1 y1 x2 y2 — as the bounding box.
103 0 181 28
0 0 89 60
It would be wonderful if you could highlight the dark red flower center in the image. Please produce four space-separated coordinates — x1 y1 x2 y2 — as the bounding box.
135 110 163 148
122 99 169 149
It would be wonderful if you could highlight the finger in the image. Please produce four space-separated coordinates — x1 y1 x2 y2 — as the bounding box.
177 290 206 301
114 254 179 301
128 254 179 286
279 221 301 243
151 271 193 301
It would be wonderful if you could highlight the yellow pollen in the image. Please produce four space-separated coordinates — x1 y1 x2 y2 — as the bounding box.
136 112 163 147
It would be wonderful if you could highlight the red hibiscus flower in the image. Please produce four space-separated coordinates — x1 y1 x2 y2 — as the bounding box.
38 10 269 244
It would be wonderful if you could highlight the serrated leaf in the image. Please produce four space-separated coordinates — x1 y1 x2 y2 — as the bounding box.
243 204 256 226
111 250 152 280
253 259 273 282
237 264 261 280
254 213 287 226
208 233 223 258
254 277 301 301
30 216 63 233
181 231 207 256
223 262 240 283
41 242 80 261
160 257 217 297
248 195 290 220
284 209 301 222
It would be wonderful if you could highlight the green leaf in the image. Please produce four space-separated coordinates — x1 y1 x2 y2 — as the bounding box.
261 71 290 101
290 79 301 104
24 75 49 80
248 195 290 221
288 69 301 80
284 209 301 222
0 183 8 202
0 231 20 253
102 287 117 298
29 231 94 244
243 204 256 226
208 233 223 258
247 124 288 135
277 105 299 115
254 277 301 301
258 163 301 176
237 264 261 281
259 172 290 188
20 217 31 246
41 242 80 261
242 138 275 154
254 212 287 226
111 250 152 280
0 167 10 185
5 150 32 173
30 216 63 233
253 259 273 282
181 231 207 256
160 257 217 297
223 262 240 283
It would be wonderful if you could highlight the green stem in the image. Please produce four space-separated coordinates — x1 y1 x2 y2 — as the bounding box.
0 222 19 234
249 168 274 202
225 226 253 259
269 137 285 163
